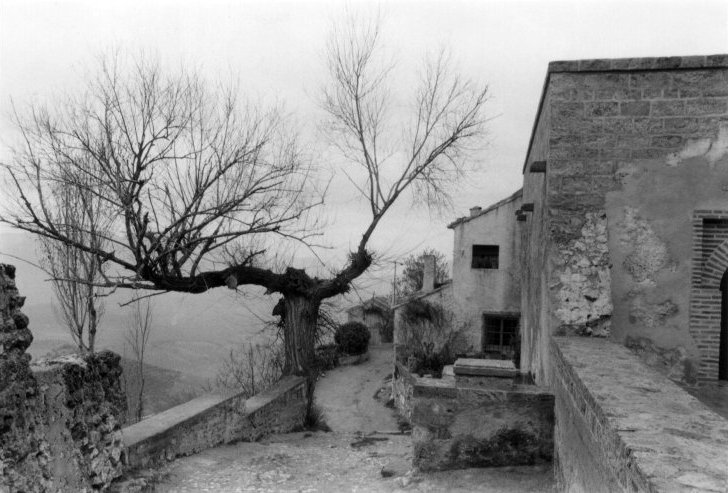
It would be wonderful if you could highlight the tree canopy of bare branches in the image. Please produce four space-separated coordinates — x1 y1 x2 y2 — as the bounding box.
36 153 111 353
3 53 318 295
2 14 488 393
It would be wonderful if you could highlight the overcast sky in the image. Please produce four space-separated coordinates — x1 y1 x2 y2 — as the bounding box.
1 0 727 298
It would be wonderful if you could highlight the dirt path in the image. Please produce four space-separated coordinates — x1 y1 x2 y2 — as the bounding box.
152 344 555 492
314 344 399 433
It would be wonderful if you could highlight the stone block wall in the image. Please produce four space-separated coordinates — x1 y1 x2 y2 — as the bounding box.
551 337 728 492
520 55 728 384
0 264 126 492
123 375 307 470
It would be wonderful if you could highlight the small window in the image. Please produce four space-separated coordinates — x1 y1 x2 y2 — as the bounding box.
472 245 499 269
483 316 518 356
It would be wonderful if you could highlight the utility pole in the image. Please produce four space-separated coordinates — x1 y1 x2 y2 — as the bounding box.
391 261 398 307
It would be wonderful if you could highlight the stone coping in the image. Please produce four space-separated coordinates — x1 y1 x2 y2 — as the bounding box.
453 358 517 378
552 337 728 492
123 375 305 448
548 54 728 74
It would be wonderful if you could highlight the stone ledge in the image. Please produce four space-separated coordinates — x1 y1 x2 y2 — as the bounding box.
552 337 728 492
453 358 517 378
549 54 728 73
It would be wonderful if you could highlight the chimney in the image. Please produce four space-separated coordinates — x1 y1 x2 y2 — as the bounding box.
422 255 436 292
469 206 482 217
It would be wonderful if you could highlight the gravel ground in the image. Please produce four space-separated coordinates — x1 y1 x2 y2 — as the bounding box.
154 431 554 492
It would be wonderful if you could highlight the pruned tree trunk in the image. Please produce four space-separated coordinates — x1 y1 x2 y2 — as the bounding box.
281 295 319 377
279 294 322 420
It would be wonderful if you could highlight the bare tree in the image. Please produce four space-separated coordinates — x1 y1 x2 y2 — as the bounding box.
37 163 110 353
126 296 153 422
396 248 450 301
2 15 488 411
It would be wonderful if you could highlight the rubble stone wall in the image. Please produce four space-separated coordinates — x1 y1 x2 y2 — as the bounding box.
410 378 554 472
0 264 126 492
392 361 418 420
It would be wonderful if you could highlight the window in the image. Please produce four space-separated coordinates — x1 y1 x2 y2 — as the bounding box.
482 316 518 356
472 244 499 269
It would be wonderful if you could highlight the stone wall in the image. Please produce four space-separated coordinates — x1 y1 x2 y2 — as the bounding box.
123 375 307 470
0 264 126 492
551 336 728 492
410 376 554 472
520 55 728 384
392 361 418 420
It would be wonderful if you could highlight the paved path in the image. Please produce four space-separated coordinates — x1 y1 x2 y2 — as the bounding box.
153 344 556 492
314 344 399 433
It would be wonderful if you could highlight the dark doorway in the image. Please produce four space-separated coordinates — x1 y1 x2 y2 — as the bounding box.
720 269 728 381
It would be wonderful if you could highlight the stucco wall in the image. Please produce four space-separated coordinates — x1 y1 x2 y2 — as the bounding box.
520 56 728 384
449 192 523 350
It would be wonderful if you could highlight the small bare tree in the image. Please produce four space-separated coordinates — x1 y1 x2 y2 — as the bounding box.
37 165 110 353
126 297 153 422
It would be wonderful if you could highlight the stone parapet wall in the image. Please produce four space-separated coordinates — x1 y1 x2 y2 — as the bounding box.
551 337 728 492
122 375 307 470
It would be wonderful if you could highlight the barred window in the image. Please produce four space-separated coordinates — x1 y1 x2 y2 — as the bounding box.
472 244 499 269
482 316 518 355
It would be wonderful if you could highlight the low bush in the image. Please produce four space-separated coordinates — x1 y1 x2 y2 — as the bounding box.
314 343 340 372
396 299 467 377
334 321 371 355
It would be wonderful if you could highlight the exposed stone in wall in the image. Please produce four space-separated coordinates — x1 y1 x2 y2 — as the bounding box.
0 264 126 492
553 212 612 337
625 336 697 385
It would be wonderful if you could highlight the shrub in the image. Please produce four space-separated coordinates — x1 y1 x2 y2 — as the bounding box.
378 317 394 343
334 321 371 355
314 343 340 372
396 299 467 377
212 341 283 398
